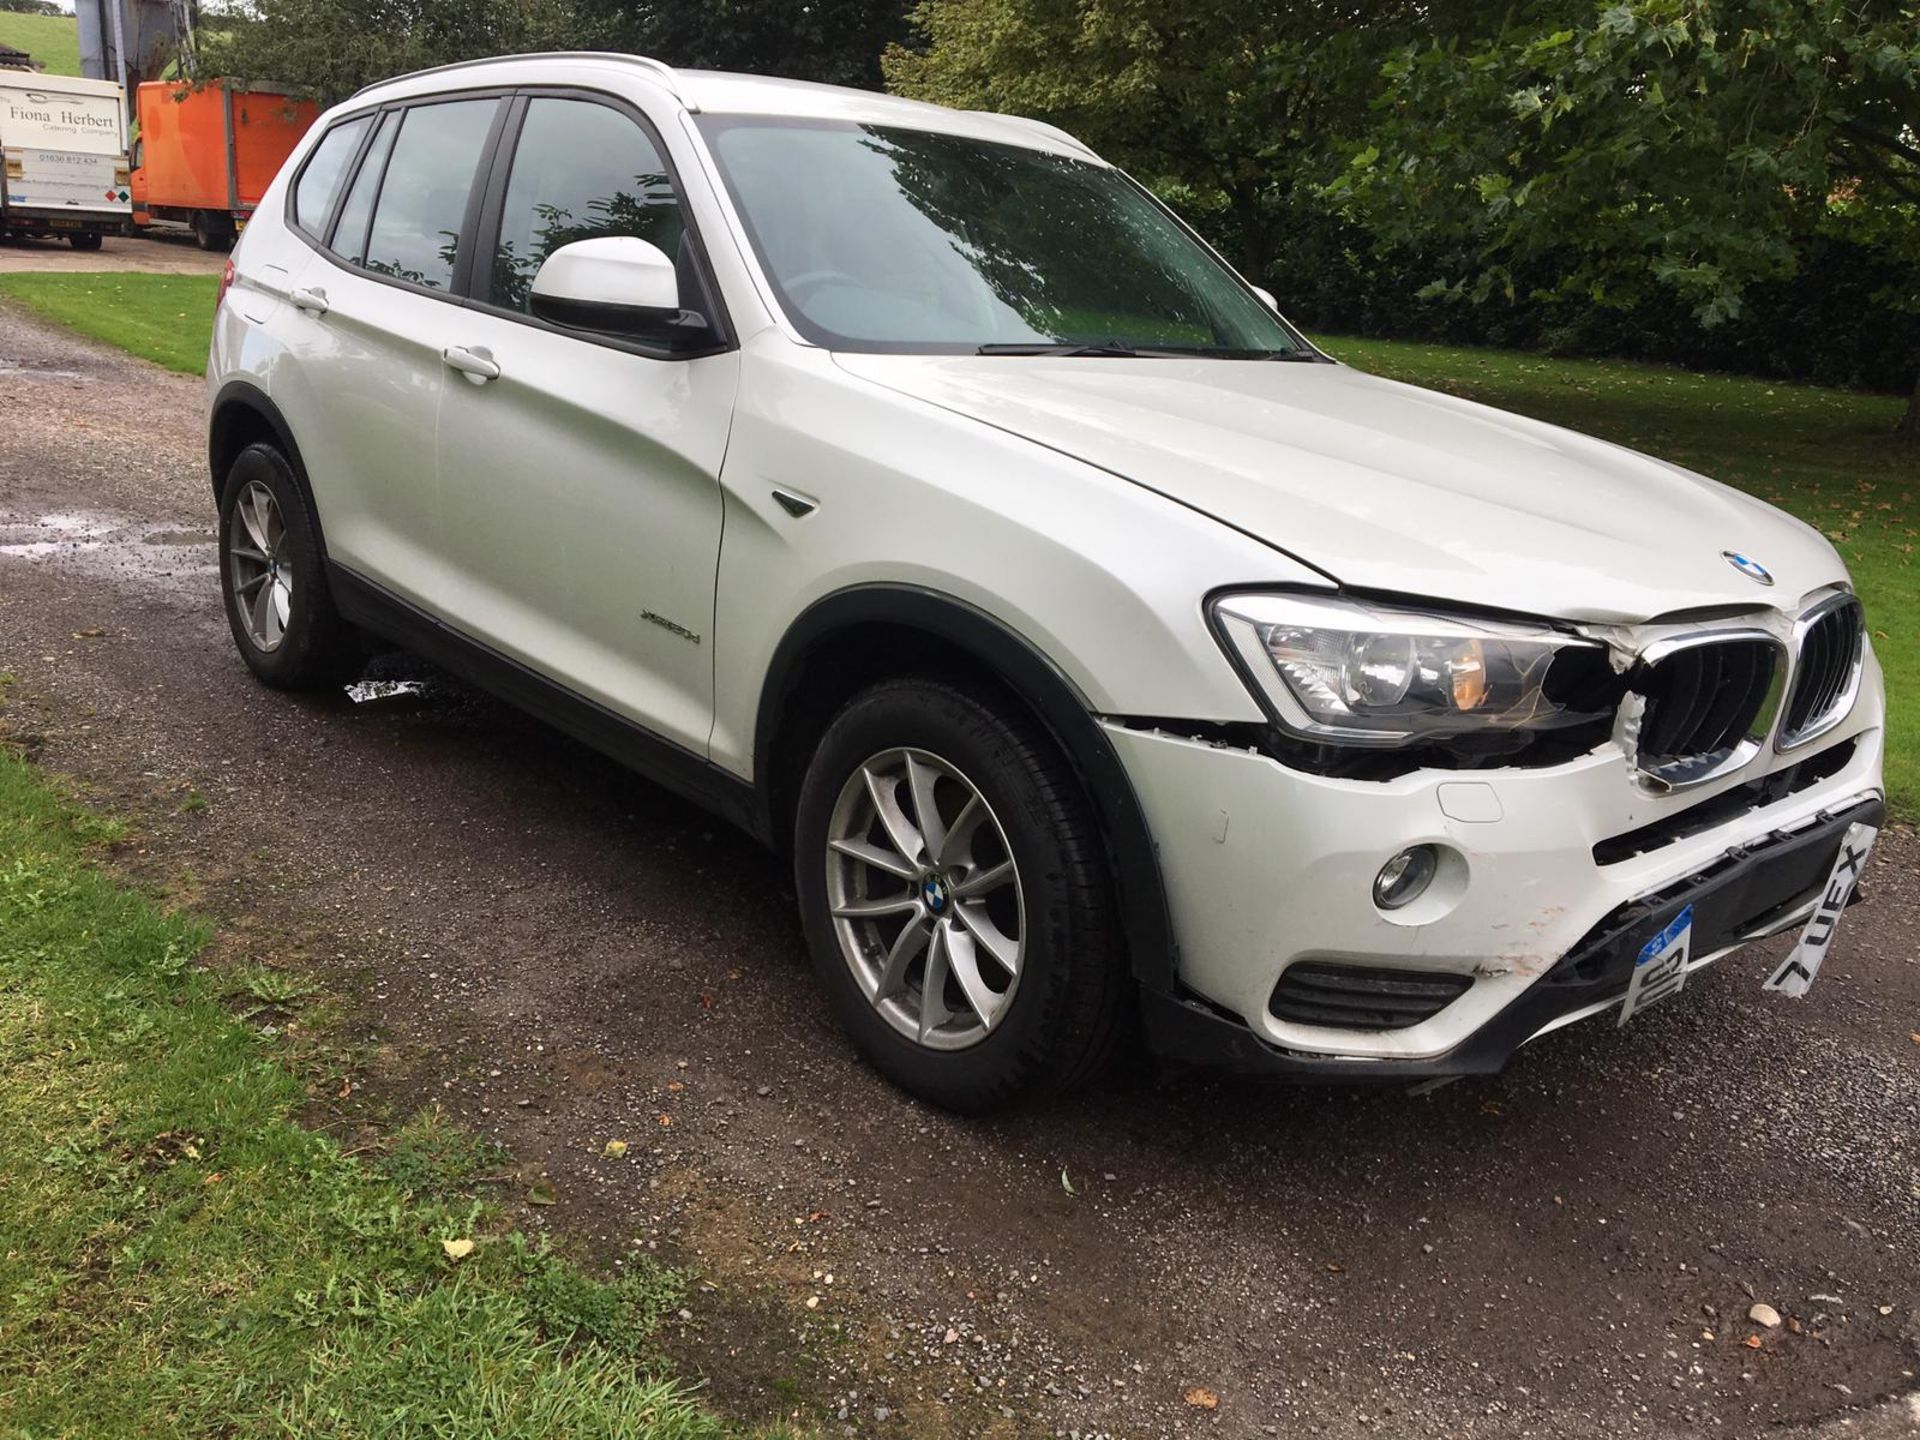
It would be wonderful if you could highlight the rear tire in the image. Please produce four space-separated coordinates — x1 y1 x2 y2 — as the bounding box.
793 677 1128 1112
68 232 102 251
217 443 360 691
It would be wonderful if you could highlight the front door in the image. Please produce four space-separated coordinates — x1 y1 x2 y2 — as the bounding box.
434 93 738 757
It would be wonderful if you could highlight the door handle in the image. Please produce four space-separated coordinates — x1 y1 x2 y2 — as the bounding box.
289 286 329 315
442 345 501 383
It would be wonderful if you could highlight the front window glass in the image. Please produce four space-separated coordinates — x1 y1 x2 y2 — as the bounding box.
360 98 497 291
490 98 685 312
696 117 1306 357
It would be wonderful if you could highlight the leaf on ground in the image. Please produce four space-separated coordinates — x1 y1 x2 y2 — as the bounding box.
1060 1167 1075 1196
602 1139 628 1159
1184 1386 1220 1409
440 1237 475 1261
526 1179 557 1207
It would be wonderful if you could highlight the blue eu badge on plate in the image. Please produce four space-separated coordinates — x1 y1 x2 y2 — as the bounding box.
1620 904 1692 1027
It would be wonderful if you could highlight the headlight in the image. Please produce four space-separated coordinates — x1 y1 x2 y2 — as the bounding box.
1210 592 1613 748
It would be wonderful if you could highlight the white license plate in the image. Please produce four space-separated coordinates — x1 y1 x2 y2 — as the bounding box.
1764 822 1878 998
1619 904 1692 1026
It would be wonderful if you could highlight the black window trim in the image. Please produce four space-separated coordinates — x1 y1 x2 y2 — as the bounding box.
461 84 734 362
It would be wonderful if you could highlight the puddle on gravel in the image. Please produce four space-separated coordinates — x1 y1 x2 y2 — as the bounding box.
0 509 216 589
0 358 91 382
0 510 113 557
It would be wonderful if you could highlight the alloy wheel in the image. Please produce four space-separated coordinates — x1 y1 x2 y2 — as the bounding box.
824 747 1026 1051
228 480 293 652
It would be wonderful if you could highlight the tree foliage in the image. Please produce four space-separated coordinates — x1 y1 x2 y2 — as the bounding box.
208 0 580 103
1332 0 1920 435
585 0 913 90
208 0 913 101
889 0 1919 433
884 0 1442 277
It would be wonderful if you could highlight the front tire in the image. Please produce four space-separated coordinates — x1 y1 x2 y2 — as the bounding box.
794 678 1127 1112
218 443 359 690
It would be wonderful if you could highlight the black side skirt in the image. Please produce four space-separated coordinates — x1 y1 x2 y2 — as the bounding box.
327 562 765 842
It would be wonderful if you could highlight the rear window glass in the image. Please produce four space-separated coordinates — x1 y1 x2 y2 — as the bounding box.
330 110 396 264
292 115 370 234
361 98 497 292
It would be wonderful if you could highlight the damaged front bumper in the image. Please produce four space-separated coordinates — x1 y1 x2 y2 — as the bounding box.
1105 647 1886 1081
1136 794 1883 1080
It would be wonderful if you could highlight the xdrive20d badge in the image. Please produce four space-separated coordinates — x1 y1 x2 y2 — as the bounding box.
205 53 1885 1111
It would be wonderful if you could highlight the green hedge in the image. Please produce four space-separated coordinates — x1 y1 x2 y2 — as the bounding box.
1219 212 1919 398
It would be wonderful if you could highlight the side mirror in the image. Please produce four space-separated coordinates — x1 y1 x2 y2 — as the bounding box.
1251 285 1279 312
529 236 708 342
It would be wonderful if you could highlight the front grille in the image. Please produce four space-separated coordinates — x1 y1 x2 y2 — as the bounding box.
1592 736 1856 865
1632 637 1781 786
1781 596 1865 748
1270 962 1472 1030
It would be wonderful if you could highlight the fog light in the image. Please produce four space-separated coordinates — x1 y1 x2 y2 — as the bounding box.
1373 845 1438 911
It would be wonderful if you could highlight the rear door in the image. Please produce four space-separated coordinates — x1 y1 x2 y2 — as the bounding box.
432 91 739 755
273 94 506 614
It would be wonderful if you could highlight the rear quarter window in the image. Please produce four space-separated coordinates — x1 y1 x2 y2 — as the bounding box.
291 115 371 236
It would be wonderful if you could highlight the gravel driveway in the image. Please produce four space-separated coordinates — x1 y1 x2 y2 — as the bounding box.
0 232 229 275
1 300 1916 1440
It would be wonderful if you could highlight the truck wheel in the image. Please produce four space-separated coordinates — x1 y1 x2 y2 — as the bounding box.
793 678 1130 1112
68 233 103 252
191 214 233 251
218 443 361 691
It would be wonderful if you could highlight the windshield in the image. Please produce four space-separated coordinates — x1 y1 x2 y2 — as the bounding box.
696 117 1311 357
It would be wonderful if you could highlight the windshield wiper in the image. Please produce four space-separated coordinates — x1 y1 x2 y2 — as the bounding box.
975 341 1324 360
976 340 1151 357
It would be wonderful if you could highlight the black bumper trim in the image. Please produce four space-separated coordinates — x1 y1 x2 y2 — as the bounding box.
1140 796 1886 1082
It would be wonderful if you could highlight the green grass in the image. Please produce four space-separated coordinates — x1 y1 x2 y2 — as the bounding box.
0 748 796 1439
0 275 216 375
1319 336 1916 816
0 273 1907 811
0 11 80 75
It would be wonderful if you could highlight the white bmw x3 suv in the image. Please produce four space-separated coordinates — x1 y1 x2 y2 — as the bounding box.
207 52 1886 1111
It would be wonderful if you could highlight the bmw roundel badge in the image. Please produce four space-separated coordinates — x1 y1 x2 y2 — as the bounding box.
1722 551 1773 586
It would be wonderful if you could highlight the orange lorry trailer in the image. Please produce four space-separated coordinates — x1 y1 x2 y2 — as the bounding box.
130 79 317 251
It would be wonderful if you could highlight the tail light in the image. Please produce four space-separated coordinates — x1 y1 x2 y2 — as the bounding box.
217 257 235 311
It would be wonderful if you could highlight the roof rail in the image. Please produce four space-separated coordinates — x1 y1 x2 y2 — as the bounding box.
351 52 692 109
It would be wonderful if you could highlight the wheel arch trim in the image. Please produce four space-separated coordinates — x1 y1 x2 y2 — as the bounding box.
207 381 331 559
755 583 1178 991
